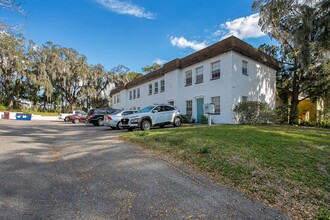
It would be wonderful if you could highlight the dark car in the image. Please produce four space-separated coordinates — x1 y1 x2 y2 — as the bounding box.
86 108 118 126
65 112 87 124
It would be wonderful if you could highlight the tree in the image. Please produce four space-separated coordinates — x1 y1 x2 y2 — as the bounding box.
0 0 24 30
253 0 330 123
141 63 161 74
0 32 28 108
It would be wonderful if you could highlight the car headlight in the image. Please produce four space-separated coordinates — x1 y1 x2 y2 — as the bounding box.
130 118 141 124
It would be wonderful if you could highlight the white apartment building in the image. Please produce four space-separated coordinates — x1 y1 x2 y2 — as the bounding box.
110 36 279 124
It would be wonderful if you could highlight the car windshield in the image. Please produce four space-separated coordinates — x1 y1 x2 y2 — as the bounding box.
111 109 122 115
138 106 155 113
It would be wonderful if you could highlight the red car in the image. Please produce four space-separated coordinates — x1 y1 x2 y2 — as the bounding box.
65 113 87 123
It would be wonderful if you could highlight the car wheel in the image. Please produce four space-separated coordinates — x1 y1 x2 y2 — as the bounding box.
73 119 79 124
97 118 103 126
116 122 123 130
64 117 68 122
141 119 151 131
173 117 182 127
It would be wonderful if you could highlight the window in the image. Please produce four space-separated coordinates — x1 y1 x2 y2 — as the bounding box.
165 106 175 111
186 100 192 115
149 84 152 95
129 91 132 100
211 96 220 114
168 101 174 106
137 107 140 110
211 61 221 79
160 80 165 92
242 96 248 102
137 88 140 98
133 89 136 99
196 66 203 84
185 70 192 86
242 60 248 76
117 95 120 103
113 96 116 104
154 82 158 94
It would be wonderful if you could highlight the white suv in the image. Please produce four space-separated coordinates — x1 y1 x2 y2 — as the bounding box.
120 105 182 131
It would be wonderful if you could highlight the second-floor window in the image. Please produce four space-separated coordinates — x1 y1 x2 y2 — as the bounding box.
185 70 192 86
154 82 158 94
117 95 120 103
196 66 203 84
211 61 220 79
133 89 136 99
242 60 248 76
149 84 152 95
129 91 132 100
137 88 140 98
160 80 165 92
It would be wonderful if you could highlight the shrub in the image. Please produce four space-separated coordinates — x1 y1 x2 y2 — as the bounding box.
181 114 196 124
233 101 277 124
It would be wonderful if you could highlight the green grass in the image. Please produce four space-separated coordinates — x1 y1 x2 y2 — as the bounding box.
121 125 330 219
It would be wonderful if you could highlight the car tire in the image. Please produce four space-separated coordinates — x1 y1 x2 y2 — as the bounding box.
64 117 68 122
173 117 182 127
141 119 151 131
110 126 116 130
73 119 79 124
116 122 123 130
97 118 103 126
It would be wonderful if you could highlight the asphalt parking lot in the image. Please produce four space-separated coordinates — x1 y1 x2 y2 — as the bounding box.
0 120 287 219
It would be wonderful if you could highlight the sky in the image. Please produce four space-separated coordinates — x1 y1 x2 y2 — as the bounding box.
2 0 277 73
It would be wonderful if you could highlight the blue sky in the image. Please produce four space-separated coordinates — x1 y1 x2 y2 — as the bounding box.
2 0 276 73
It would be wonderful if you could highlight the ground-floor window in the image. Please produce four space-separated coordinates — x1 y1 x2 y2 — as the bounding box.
168 100 174 106
211 96 220 114
186 100 192 115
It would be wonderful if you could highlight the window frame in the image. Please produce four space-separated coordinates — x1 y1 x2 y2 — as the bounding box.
211 61 221 80
242 60 248 76
186 100 192 115
137 88 140 98
185 70 192 86
195 66 203 84
211 96 220 115
160 80 165 93
148 84 152 95
154 82 158 94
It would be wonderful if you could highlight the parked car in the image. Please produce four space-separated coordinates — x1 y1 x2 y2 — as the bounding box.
86 108 118 126
59 110 86 121
104 110 138 129
65 112 88 123
120 104 182 131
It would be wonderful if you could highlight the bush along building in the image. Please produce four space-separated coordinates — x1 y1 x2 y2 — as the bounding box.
110 36 279 124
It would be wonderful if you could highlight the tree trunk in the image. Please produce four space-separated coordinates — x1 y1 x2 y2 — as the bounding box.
289 71 300 124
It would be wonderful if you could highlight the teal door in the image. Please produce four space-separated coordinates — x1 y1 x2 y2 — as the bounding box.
196 98 204 123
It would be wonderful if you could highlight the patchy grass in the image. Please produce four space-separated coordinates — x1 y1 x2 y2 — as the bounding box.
121 125 330 219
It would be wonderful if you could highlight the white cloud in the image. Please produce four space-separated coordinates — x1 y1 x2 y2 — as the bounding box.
153 58 166 65
215 13 266 40
95 0 155 19
170 36 207 51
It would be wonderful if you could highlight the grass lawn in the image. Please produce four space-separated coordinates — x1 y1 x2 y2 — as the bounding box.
121 125 330 219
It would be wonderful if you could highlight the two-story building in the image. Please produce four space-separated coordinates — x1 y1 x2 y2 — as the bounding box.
110 36 279 124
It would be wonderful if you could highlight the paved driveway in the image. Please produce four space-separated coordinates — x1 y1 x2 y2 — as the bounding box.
0 120 287 219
